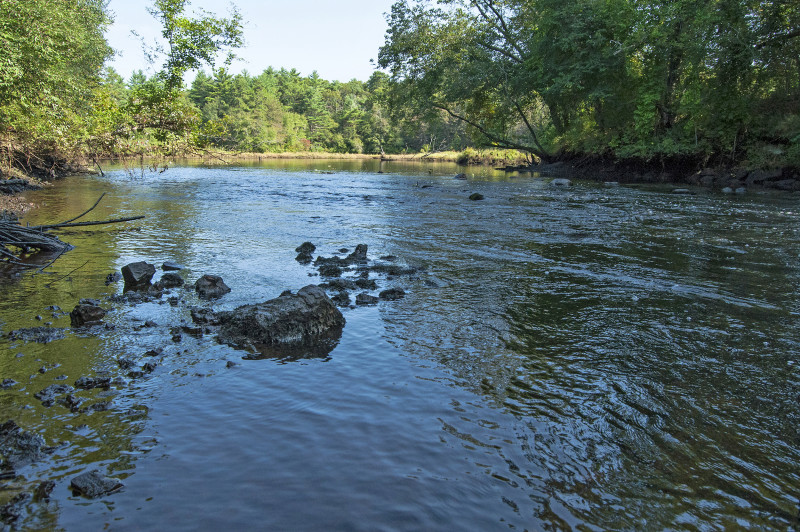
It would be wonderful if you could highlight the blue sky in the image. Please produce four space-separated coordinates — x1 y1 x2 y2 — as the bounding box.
106 0 397 83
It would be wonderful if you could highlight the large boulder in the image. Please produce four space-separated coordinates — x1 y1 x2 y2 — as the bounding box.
121 261 156 291
195 274 231 299
215 285 345 356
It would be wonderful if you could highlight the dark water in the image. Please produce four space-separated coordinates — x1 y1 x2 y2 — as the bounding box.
0 160 798 530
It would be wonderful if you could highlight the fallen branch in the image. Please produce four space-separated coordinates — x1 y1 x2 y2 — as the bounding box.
0 194 144 270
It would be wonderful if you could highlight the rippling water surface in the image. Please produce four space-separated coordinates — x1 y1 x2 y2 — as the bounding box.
1 160 798 530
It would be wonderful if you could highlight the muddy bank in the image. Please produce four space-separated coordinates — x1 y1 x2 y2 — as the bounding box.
525 155 800 192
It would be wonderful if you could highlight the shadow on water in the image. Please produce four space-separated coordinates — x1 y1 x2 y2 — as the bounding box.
0 161 797 529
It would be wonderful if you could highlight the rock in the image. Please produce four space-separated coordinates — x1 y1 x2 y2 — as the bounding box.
161 261 184 271
34 480 56 501
330 291 351 307
0 421 48 469
190 307 221 325
314 255 349 268
338 248 350 254
735 187 747 194
0 493 31 524
117 357 136 370
320 279 357 291
355 278 378 290
7 327 66 344
70 304 107 327
215 285 345 353
746 169 783 185
722 187 734 194
142 362 158 374
345 244 368 263
143 348 163 357
105 272 122 285
469 193 484 201
58 394 84 412
771 179 800 191
355 293 379 305
121 261 156 291
672 188 692 195
34 384 74 407
154 272 184 289
700 175 714 187
295 251 313 264
454 173 467 180
194 274 231 299
379 288 406 301
319 264 343 278
225 360 238 369
295 242 316 254
69 470 124 498
74 376 111 390
550 178 572 187
0 380 16 389
378 255 398 262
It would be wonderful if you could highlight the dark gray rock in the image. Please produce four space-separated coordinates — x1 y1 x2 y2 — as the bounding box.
117 357 136 370
454 173 467 180
355 278 378 290
0 421 48 469
70 304 107 327
34 384 74 407
0 493 31 524
355 293 379 305
69 470 123 498
121 261 156 291
105 272 122 285
155 272 184 289
366 264 418 276
215 285 345 353
190 307 221 325
345 244 368 263
295 242 316 254
319 264 343 278
379 288 406 301
295 251 313 264
0 380 16 389
34 480 56 501
320 279 357 291
7 327 66 344
469 193 484 201
330 291 351 307
74 376 111 390
746 169 783 185
161 261 184 271
194 275 231 299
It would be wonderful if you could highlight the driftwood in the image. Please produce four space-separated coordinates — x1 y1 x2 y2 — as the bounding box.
0 193 144 270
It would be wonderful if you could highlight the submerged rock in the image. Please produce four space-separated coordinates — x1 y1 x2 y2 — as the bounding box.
0 421 49 469
469 193 484 201
194 274 231 299
454 173 467 180
550 178 572 187
161 261 184 271
345 244 369 263
7 327 66 344
379 288 406 301
70 303 107 327
215 285 345 354
105 272 122 285
295 242 316 254
0 493 31 525
34 384 74 407
121 261 156 291
155 272 184 289
70 470 124 498
355 293 379 306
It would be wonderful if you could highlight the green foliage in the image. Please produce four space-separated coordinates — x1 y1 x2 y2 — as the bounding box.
379 0 800 168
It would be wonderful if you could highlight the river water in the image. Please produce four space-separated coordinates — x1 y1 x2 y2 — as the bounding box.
0 159 798 530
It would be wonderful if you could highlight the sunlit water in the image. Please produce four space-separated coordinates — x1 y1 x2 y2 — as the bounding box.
0 160 798 530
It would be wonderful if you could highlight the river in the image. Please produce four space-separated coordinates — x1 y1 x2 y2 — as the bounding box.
0 159 798 530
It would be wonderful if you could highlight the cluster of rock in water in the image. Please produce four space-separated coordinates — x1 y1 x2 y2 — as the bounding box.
0 243 414 521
